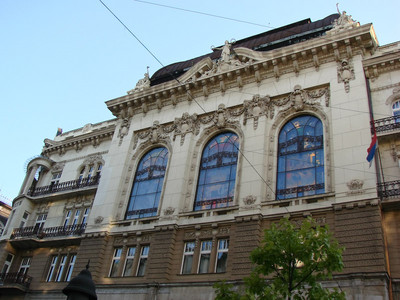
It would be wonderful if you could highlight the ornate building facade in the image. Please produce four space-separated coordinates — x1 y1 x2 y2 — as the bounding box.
1 11 400 300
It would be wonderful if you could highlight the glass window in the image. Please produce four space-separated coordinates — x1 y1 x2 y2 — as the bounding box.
19 257 31 275
96 164 102 177
50 172 62 185
20 211 29 228
65 255 76 282
194 132 239 211
81 208 90 225
181 242 195 274
276 115 325 200
393 100 400 122
215 239 229 273
34 214 47 231
72 210 81 226
64 210 72 227
1 253 14 274
109 248 122 277
55 255 67 282
198 240 212 274
47 256 58 281
87 166 94 179
122 247 136 277
126 148 169 219
137 246 149 276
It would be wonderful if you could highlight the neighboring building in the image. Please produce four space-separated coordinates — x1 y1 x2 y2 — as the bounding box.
0 11 399 300
0 199 11 236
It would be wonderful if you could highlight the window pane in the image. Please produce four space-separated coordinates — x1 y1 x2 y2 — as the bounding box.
216 252 228 273
198 254 210 273
276 116 325 200
126 148 168 219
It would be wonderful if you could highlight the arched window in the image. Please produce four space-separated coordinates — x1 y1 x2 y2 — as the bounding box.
125 147 169 219
276 115 324 200
194 132 239 211
393 100 400 123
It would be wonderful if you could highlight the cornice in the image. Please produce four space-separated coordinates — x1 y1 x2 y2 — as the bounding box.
42 124 115 156
106 24 376 120
363 44 400 80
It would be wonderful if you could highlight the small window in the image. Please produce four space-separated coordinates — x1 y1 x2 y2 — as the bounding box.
136 246 149 276
181 242 195 274
78 167 85 182
72 210 81 226
1 253 14 274
215 239 229 273
81 208 90 225
63 210 72 227
122 247 136 277
19 257 31 275
198 240 212 274
50 172 62 186
109 248 122 277
96 164 102 177
20 211 30 228
34 214 47 231
87 166 94 179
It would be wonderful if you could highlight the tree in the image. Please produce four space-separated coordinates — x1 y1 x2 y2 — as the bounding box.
214 217 345 300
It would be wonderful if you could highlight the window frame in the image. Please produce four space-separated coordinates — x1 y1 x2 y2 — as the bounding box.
109 248 123 277
1 253 14 274
136 245 150 277
122 246 136 277
215 239 229 273
197 240 212 274
19 257 31 275
181 241 195 274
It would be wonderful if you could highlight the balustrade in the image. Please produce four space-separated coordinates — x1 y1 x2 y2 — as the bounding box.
377 180 400 199
371 115 400 134
11 224 86 240
0 272 32 288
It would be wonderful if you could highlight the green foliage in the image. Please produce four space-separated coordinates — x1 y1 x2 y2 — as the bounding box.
214 217 345 300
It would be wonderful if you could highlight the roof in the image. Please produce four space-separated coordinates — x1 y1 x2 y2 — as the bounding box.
150 14 339 86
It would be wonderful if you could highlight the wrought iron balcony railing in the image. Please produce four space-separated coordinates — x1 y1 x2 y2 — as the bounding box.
28 175 100 197
0 272 32 289
10 224 86 240
377 180 400 199
371 115 400 134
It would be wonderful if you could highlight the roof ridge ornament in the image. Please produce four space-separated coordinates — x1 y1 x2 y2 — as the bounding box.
127 67 151 94
329 4 359 33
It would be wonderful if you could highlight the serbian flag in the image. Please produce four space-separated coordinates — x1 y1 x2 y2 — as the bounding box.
366 133 377 167
56 128 63 136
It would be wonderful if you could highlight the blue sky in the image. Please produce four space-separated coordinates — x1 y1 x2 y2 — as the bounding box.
0 0 399 205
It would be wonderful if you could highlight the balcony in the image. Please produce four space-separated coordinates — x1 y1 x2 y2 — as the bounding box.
9 224 86 249
27 175 100 197
371 115 400 135
0 272 32 292
377 180 400 199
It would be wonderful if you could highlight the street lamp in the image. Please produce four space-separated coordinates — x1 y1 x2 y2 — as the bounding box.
62 262 97 300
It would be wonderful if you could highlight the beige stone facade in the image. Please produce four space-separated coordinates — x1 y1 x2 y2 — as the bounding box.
1 12 400 300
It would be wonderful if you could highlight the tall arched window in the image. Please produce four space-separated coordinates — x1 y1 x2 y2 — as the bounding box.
125 147 169 219
276 115 324 200
194 132 239 211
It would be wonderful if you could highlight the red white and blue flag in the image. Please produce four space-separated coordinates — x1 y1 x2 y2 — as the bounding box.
366 133 378 167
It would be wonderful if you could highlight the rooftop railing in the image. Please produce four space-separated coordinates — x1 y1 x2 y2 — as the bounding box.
27 175 100 197
10 224 86 240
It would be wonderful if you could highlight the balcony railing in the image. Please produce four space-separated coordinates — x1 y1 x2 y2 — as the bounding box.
10 224 86 240
377 180 400 199
28 175 100 197
0 272 32 289
371 115 400 134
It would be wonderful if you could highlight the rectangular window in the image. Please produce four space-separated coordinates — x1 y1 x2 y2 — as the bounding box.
181 242 195 274
34 214 47 231
109 248 122 277
64 210 72 227
81 208 90 225
19 257 31 275
72 210 81 226
55 255 67 282
198 240 212 274
20 211 29 228
122 247 136 277
1 253 14 274
65 255 76 282
47 256 58 281
51 172 62 185
136 246 149 276
215 239 229 273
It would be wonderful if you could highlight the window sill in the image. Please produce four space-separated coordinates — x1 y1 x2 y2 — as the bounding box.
179 205 239 219
112 216 160 227
262 192 335 208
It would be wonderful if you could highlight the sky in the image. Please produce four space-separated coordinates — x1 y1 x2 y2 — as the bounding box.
0 0 399 205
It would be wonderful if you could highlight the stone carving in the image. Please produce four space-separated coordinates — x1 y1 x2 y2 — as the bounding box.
83 154 103 165
244 94 273 129
127 72 150 94
94 216 104 224
163 207 175 216
290 84 308 111
82 123 93 133
385 87 400 105
118 118 130 146
133 121 173 150
174 112 200 145
337 59 355 93
331 5 358 32
275 86 329 112
243 195 257 205
52 163 65 173
346 179 365 195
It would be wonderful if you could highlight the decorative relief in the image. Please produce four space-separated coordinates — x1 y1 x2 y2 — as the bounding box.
52 163 65 173
330 6 358 34
133 121 174 150
291 216 326 228
243 195 257 205
184 227 230 239
127 71 150 94
118 118 131 146
244 94 273 129
163 207 175 216
337 59 355 93
174 112 200 145
65 196 92 210
346 179 365 195
83 154 103 165
94 216 104 224
36 202 50 213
